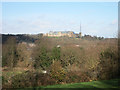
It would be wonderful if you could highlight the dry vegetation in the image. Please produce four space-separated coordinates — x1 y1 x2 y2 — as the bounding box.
2 36 119 88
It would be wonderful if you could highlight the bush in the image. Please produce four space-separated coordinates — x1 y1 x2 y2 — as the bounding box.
33 46 52 69
11 72 35 88
65 71 90 83
33 38 61 70
100 48 117 60
49 61 66 84
97 47 118 80
10 71 56 88
2 76 11 88
52 47 61 60
2 37 19 68
60 48 77 68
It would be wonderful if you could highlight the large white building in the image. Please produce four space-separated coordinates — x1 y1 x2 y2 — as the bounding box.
43 31 81 37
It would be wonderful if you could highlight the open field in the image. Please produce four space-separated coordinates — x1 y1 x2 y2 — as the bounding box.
34 79 120 88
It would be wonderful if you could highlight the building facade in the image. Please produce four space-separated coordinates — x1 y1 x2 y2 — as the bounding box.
43 31 82 38
44 31 76 37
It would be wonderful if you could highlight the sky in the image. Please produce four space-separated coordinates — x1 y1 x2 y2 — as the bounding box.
2 2 118 38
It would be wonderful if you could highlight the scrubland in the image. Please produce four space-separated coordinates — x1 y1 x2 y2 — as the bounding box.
2 36 119 88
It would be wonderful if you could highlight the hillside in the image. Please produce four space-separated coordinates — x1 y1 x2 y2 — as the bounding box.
2 34 119 88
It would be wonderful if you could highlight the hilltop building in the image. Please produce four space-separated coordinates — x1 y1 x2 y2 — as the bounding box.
43 31 76 37
43 23 82 38
43 31 82 38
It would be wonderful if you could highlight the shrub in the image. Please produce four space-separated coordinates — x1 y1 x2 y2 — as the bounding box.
97 47 118 80
2 37 19 68
2 76 11 88
65 71 90 83
49 61 66 83
60 48 77 68
33 46 52 70
52 47 61 60
10 71 56 88
11 72 34 88
33 38 61 70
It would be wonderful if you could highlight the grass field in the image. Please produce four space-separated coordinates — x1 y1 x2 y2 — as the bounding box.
37 79 119 88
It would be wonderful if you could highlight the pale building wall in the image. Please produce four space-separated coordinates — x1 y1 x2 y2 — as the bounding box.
43 31 77 37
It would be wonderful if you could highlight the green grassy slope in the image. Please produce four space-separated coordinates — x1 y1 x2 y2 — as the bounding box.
38 79 119 88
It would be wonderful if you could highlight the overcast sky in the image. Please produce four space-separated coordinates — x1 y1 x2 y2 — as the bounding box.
2 2 118 38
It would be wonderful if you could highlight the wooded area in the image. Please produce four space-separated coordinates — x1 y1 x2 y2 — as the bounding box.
2 34 119 88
